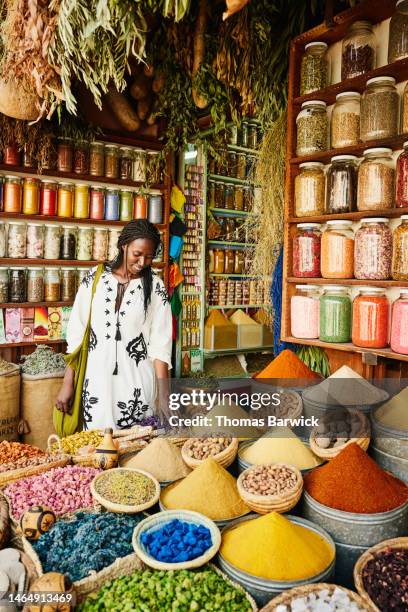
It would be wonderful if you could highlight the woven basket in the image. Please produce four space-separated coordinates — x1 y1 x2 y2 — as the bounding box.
309 409 371 460
0 491 9 548
260 582 372 611
0 454 71 487
237 464 303 515
91 468 160 513
181 438 239 470
353 537 408 612
48 433 150 466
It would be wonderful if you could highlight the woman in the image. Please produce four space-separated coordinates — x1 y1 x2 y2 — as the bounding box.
56 220 172 429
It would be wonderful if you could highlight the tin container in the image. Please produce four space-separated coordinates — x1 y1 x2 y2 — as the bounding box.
370 446 408 483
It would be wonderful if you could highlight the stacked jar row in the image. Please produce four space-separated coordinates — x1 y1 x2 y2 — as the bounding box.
208 150 256 180
209 279 269 307
227 121 263 149
0 176 164 223
291 285 408 354
2 141 163 183
209 218 248 244
208 249 247 274
208 180 252 211
293 218 408 281
0 266 92 303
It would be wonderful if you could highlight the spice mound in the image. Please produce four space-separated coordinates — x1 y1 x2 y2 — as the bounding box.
274 586 367 611
78 567 253 612
184 437 232 460
313 408 367 449
255 349 321 381
220 512 334 581
51 431 103 455
120 438 190 482
93 469 156 507
33 512 143 582
374 386 408 433
21 345 66 376
362 547 408 611
241 464 300 497
0 441 44 466
141 519 212 563
304 443 408 513
161 458 249 521
4 465 100 519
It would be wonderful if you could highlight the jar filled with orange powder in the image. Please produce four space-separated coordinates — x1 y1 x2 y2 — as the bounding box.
4 176 22 213
23 178 40 215
321 220 354 279
352 287 389 348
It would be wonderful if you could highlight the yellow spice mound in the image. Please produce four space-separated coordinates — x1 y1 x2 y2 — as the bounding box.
161 458 249 520
242 427 322 470
220 512 334 581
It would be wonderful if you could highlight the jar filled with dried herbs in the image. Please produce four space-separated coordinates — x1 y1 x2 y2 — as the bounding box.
341 21 376 80
57 138 73 173
388 0 408 63
27 268 44 302
360 77 399 142
331 92 361 149
300 42 330 96
89 142 105 177
294 162 325 217
357 148 395 211
296 101 328 156
44 224 61 260
0 222 6 258
0 268 8 302
74 141 89 175
354 218 392 280
326 155 358 214
392 215 408 280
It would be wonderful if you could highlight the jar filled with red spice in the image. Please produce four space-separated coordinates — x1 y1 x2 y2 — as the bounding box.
352 287 389 348
293 223 321 278
89 186 105 220
396 140 408 208
40 181 57 216
4 143 20 166
73 140 89 175
57 138 74 173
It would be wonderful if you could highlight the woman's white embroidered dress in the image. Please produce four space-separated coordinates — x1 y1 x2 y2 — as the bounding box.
66 266 172 429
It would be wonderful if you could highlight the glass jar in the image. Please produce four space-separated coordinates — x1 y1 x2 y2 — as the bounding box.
293 223 321 278
321 220 354 279
243 186 251 211
224 185 234 210
402 82 408 134
227 151 237 177
120 190 133 221
9 268 26 303
331 92 361 149
390 290 408 354
44 267 61 302
224 249 235 274
108 228 122 261
352 288 389 348
90 186 105 220
294 162 325 217
73 140 89 175
388 0 408 63
89 141 105 177
0 177 3 212
27 268 44 303
134 194 147 219
360 77 399 142
4 176 22 213
148 151 162 184
40 181 57 216
239 122 248 148
7 222 26 258
296 101 328 156
341 20 376 80
4 144 20 166
77 267 89 289
236 154 246 180
26 223 44 259
300 42 330 96
57 183 74 218
215 182 225 208
104 188 120 221
119 147 133 180
104 144 119 179
354 218 392 280
23 145 34 168
214 249 225 274
392 215 408 280
357 148 395 211
22 178 40 216
234 250 245 274
224 218 236 242
77 226 94 261
57 138 73 173
133 149 147 182
291 285 320 339
148 194 163 224
234 187 244 211
396 142 408 208
248 122 259 149
61 267 76 302
74 184 89 219
93 227 108 261
44 224 61 260
60 225 77 260
208 180 216 208
0 268 8 302
326 155 358 215
0 222 5 258
319 286 352 343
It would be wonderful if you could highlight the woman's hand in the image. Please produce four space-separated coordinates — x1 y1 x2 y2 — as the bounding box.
55 367 75 413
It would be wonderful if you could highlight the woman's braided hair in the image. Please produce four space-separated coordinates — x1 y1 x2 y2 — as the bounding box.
110 219 161 315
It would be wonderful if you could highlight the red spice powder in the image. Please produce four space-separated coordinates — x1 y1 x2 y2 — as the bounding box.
304 443 408 514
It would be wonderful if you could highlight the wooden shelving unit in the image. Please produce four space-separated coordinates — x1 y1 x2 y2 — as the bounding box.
1 301 73 308
0 258 166 268
0 211 166 230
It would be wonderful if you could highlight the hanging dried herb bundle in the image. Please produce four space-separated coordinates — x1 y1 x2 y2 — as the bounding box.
0 113 55 171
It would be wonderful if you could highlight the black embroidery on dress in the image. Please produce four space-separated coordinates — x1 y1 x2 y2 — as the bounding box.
105 297 111 303
104 263 112 273
126 300 131 305
130 290 135 295
106 333 111 339
88 327 97 351
81 379 98 429
105 309 109 315
106 321 111 327
155 282 169 305
126 333 147 365
117 388 149 428
81 270 96 288
107 287 113 292
120 310 125 317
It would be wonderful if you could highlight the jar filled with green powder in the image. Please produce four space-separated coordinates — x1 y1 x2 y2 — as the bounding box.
319 286 352 343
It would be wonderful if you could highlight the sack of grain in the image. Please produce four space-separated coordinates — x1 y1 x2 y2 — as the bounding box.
0 78 39 121
0 368 21 442
21 373 65 451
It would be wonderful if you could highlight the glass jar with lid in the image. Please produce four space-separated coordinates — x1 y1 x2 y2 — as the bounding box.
236 154 246 179
77 226 94 261
294 162 325 217
23 145 33 168
105 188 120 221
331 92 361 149
44 224 61 260
296 101 328 156
23 178 40 215
89 141 105 177
352 288 389 348
27 268 44 302
326 155 358 214
234 250 245 274
147 151 161 184
9 268 26 302
76 267 89 290
26 223 44 259
396 141 408 208
392 215 408 280
321 220 354 279
300 42 330 96
120 190 133 221
89 186 105 219
215 182 225 208
57 183 74 218
354 218 392 280
360 77 399 142
73 140 89 175
40 181 57 216
0 222 6 258
133 149 147 182
341 20 376 80
57 138 73 173
234 186 244 211
104 144 119 179
390 290 408 354
319 286 352 343
134 194 147 219
4 143 20 166
0 268 8 302
239 122 248 147
357 148 395 211
208 180 216 207
214 249 225 274
60 225 77 260
291 285 320 339
388 0 408 63
44 267 61 302
7 222 27 258
227 151 237 177
402 82 408 133
248 122 259 149
61 267 76 302
119 147 133 180
108 228 122 261
293 223 321 278
224 185 234 210
224 249 235 274
74 184 89 219
4 176 22 213
92 227 108 261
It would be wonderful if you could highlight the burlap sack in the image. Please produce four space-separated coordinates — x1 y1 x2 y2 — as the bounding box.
0 78 39 120
0 369 20 442
20 373 64 450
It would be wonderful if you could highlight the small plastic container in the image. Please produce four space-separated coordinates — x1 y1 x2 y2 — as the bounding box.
341 20 376 80
61 267 76 301
360 77 399 142
352 288 389 349
319 286 352 343
354 218 392 280
0 268 9 302
331 92 361 149
4 176 22 213
44 224 61 260
296 101 328 156
57 183 74 218
27 268 44 303
7 222 27 258
291 285 320 339
300 42 330 96
89 141 105 177
392 215 408 280
77 226 94 261
9 268 26 303
22 178 40 215
57 138 73 173
40 181 57 216
92 227 108 261
357 148 395 211
60 225 77 260
390 290 408 354
326 155 358 214
293 223 321 278
104 144 119 179
294 162 325 217
388 0 408 63
321 220 354 279
44 267 61 302
74 184 90 219
26 223 44 259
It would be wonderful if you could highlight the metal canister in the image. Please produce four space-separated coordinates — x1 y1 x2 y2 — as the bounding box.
148 194 163 224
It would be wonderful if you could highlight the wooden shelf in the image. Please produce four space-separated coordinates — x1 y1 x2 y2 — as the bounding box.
0 211 166 230
208 174 252 186
0 258 166 268
283 336 408 363
211 208 250 217
288 209 407 223
209 273 259 278
204 345 273 357
207 240 252 248
287 277 408 288
0 338 67 348
1 301 73 308
209 304 270 309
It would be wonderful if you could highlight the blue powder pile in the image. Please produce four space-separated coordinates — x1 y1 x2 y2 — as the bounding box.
141 519 212 563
